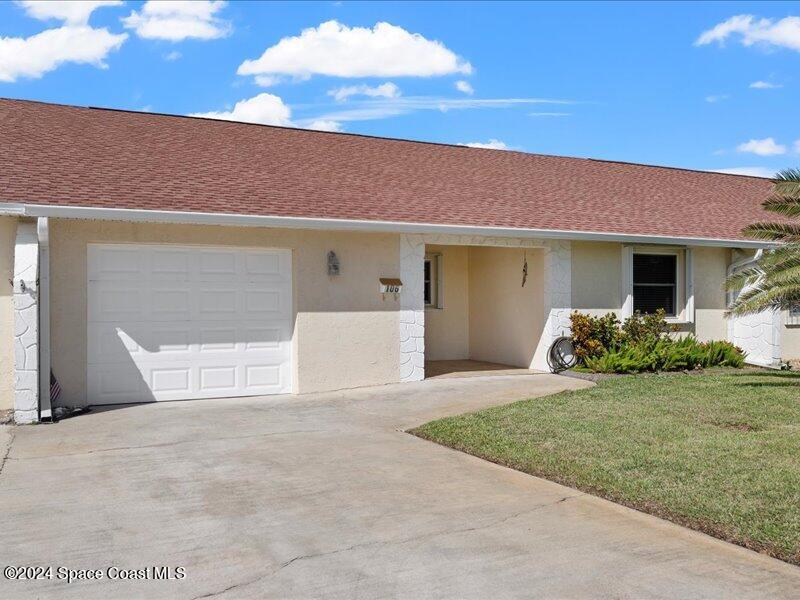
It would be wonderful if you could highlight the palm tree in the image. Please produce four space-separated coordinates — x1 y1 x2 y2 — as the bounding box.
726 168 800 315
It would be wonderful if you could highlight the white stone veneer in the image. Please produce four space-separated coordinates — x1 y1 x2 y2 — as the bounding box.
399 234 426 381
13 222 39 423
728 310 781 368
398 233 572 378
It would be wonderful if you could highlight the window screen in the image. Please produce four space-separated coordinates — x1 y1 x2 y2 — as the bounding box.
424 259 432 305
633 254 677 316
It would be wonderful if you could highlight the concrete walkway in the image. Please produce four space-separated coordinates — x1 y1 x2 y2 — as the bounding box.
0 374 798 599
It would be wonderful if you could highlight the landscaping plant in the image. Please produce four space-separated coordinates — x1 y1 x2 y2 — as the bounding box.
726 168 800 315
570 309 744 373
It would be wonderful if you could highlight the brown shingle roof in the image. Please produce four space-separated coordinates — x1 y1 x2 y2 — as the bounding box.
0 97 775 242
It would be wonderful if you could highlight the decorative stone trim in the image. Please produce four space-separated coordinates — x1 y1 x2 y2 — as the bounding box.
13 222 39 423
399 234 425 381
728 310 781 368
398 233 573 379
419 233 549 249
532 240 572 371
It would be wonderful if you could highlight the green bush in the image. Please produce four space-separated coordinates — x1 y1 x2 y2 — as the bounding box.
620 309 672 344
584 335 744 373
569 311 621 362
569 309 745 374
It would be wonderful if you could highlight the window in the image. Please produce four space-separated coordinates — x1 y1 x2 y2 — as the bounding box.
633 253 677 316
424 254 441 308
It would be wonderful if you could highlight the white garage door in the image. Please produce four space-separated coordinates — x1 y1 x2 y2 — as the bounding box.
88 244 293 404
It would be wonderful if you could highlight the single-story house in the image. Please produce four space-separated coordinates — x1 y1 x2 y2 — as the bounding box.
1 98 797 423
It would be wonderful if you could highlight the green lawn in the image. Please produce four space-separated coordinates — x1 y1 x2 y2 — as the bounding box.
411 370 800 564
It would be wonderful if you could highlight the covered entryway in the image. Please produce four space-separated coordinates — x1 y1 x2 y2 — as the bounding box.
423 243 547 376
87 243 293 403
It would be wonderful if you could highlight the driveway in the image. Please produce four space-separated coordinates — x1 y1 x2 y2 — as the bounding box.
1 374 798 599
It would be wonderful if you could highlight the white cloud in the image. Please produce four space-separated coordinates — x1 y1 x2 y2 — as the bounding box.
163 50 182 61
123 0 230 41
328 82 400 102
711 167 776 178
455 80 473 95
0 25 127 82
190 93 292 126
254 74 284 88
16 1 122 25
305 96 571 124
191 93 347 133
306 119 342 132
794 139 800 154
705 94 729 103
460 139 510 150
696 14 800 52
238 20 472 80
749 80 782 89
736 137 786 156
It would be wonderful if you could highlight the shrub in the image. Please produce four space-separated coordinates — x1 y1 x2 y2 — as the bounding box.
569 310 745 374
569 311 621 362
583 335 745 374
620 309 673 345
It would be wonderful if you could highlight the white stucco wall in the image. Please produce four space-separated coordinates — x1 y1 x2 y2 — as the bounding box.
424 244 470 361
783 316 800 360
468 246 545 368
49 219 402 404
693 247 729 342
572 241 732 342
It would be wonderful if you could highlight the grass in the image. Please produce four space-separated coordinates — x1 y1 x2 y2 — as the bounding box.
411 370 800 564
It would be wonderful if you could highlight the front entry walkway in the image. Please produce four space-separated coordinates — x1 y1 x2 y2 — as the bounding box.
426 359 541 379
1 375 798 599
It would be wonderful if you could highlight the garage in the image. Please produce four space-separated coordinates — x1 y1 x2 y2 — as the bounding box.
87 244 293 404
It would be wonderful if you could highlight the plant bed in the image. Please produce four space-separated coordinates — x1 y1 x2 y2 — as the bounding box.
569 310 745 374
411 371 800 565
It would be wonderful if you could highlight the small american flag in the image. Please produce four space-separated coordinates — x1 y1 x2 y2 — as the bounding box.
50 371 62 404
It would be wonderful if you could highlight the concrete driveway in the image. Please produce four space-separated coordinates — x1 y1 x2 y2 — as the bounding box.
1 374 798 599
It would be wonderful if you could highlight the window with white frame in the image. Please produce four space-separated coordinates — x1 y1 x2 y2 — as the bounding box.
632 253 678 316
424 253 441 308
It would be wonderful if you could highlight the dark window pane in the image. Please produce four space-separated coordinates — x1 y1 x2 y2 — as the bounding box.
424 260 432 305
633 254 676 285
633 285 675 315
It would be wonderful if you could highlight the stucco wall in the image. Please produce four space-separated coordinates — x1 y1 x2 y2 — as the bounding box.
0 217 17 411
49 219 401 403
571 242 622 317
783 316 800 360
468 247 544 368
693 247 729 342
424 244 469 360
572 241 732 341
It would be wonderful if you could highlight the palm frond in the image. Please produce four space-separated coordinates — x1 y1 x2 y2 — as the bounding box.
725 265 764 291
727 282 800 316
742 221 800 242
762 193 800 218
773 168 800 197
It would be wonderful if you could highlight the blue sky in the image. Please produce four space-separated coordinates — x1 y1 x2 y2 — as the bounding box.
1 1 798 176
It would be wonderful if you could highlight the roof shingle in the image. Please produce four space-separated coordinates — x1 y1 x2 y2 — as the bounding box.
0 98 775 242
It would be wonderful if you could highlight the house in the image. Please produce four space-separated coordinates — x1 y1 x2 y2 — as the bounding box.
1 98 797 423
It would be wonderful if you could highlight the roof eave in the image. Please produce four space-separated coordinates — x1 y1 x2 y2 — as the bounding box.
0 202 776 249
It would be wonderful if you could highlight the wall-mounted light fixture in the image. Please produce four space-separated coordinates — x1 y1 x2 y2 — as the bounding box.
327 251 340 276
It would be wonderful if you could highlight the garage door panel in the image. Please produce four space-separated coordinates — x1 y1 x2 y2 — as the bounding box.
88 246 145 281
89 283 148 322
88 244 293 404
151 249 191 281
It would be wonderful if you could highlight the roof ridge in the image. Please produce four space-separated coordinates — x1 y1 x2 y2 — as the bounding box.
0 96 773 181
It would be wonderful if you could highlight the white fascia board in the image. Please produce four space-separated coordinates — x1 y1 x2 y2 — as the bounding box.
3 202 776 249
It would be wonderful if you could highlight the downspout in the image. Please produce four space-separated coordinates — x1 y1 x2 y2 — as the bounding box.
37 217 52 422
